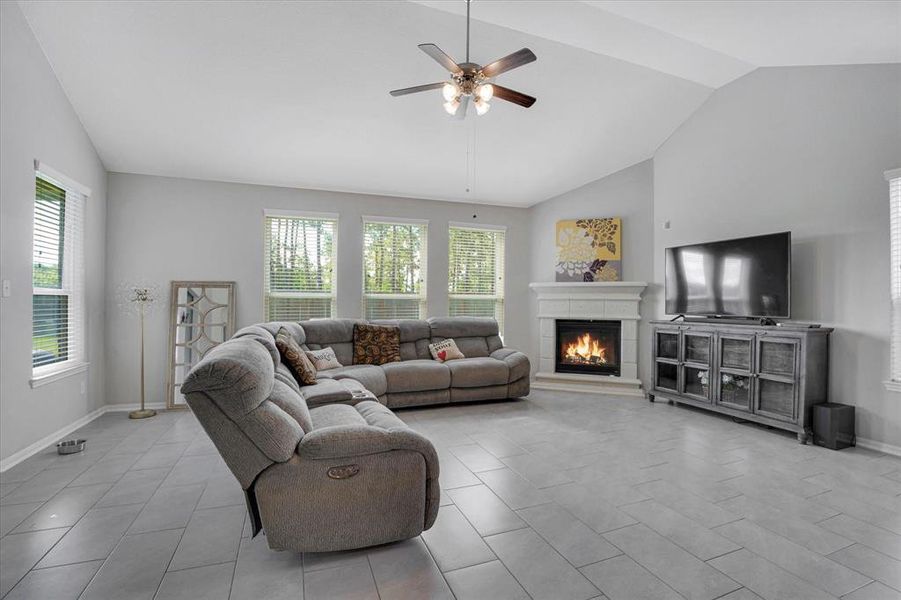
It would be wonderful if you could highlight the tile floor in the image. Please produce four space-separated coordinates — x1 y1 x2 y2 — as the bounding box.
1 390 900 600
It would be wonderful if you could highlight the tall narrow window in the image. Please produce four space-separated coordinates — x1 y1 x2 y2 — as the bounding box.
264 211 337 320
888 168 901 385
32 168 86 375
362 218 428 319
448 224 505 334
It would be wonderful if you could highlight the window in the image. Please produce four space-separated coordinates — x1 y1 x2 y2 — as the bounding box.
32 167 86 375
362 218 428 319
264 211 337 320
448 224 505 333
888 168 901 387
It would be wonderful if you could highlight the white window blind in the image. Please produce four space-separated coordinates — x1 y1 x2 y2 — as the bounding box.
264 212 337 321
362 218 428 319
448 224 505 334
888 169 901 382
32 171 86 374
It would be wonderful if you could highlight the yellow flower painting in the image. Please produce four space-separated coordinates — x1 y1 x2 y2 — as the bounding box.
555 218 622 282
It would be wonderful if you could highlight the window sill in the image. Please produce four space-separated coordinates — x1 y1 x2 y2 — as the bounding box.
885 380 901 393
30 362 89 388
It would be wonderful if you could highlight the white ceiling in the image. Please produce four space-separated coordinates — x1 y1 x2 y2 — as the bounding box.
19 1 900 207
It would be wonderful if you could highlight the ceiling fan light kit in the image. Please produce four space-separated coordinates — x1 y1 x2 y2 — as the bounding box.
390 0 537 119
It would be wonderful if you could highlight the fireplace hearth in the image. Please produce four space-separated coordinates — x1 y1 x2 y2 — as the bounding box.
555 319 621 376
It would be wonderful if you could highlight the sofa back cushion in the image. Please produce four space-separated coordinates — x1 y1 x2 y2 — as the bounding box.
428 317 503 358
182 336 308 486
370 319 431 360
299 318 361 366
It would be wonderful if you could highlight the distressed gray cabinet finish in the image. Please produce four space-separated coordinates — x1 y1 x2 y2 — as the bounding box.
649 320 832 443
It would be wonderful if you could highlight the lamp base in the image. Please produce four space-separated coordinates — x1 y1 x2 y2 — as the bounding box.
128 408 157 420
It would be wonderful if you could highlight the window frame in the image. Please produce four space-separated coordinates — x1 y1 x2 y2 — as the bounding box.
447 222 506 335
361 216 429 320
886 167 901 392
262 209 339 321
31 162 89 386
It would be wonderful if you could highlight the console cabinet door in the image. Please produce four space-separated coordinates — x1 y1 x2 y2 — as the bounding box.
716 333 754 412
680 331 712 403
653 328 680 393
753 336 800 423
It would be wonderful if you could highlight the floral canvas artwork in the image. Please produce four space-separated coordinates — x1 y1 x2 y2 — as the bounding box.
555 218 622 282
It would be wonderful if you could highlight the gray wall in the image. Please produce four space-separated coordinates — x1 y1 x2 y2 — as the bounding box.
654 64 901 447
527 160 656 382
0 2 108 462
104 174 531 407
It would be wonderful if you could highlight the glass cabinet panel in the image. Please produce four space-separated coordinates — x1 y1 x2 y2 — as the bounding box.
718 373 752 411
757 379 795 420
720 337 752 371
656 362 678 391
656 331 679 360
682 366 711 401
684 334 711 365
759 340 796 377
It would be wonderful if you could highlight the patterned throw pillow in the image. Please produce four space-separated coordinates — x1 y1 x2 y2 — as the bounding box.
353 323 401 365
429 339 465 362
305 347 343 370
274 327 317 386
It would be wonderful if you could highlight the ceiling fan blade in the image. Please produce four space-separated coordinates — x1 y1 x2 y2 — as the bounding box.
389 82 445 97
491 85 536 108
480 48 537 78
455 95 470 119
418 43 462 74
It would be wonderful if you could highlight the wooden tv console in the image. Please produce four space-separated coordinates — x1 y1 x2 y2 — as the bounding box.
649 319 833 444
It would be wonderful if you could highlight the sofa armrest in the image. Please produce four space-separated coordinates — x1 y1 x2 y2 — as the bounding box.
490 348 531 382
296 402 440 529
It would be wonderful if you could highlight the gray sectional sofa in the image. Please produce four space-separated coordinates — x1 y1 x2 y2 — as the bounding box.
181 316 529 553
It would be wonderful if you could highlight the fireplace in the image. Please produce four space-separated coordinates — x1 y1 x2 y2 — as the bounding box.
555 319 622 376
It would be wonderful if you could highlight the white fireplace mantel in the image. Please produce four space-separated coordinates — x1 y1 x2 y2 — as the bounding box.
530 281 648 397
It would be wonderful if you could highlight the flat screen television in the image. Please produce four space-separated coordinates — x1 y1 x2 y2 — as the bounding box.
665 232 791 318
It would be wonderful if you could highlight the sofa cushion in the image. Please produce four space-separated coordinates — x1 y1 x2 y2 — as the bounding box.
428 316 498 338
267 379 313 433
371 319 432 360
308 402 367 430
381 360 451 393
317 364 388 397
300 378 355 408
353 323 401 366
275 327 318 385
447 357 509 388
300 318 361 366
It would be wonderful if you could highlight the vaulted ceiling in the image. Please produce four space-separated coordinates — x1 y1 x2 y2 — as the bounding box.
19 1 900 206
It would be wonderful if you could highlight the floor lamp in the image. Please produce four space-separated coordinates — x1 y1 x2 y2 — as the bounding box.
119 283 159 419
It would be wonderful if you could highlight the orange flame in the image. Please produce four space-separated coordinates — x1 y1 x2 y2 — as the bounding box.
563 333 607 364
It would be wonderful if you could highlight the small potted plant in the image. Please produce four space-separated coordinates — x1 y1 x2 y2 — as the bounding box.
698 370 709 396
721 373 748 404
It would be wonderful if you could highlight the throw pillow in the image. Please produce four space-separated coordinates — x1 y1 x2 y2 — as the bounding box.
429 339 465 362
305 346 343 370
353 323 401 365
274 327 317 386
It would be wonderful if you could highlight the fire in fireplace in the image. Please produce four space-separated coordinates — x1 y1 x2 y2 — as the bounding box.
555 319 621 376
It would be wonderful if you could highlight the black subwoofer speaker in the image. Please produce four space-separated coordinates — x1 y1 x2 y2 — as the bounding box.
812 403 855 450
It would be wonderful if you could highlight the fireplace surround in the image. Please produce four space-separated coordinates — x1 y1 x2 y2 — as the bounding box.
529 281 647 396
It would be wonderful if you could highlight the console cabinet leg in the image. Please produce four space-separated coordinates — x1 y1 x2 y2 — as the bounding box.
797 431 810 445
648 394 655 403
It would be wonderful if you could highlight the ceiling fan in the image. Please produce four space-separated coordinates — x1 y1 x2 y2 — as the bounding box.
389 0 537 118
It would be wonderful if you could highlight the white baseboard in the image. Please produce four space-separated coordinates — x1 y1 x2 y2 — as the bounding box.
855 436 901 458
0 402 169 473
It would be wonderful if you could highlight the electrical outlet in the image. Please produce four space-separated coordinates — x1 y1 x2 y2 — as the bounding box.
662 220 671 230
1 280 10 297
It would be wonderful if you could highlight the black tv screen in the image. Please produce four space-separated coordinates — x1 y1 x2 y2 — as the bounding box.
665 232 791 318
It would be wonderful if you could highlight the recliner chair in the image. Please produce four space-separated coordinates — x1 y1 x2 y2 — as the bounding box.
181 329 440 552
